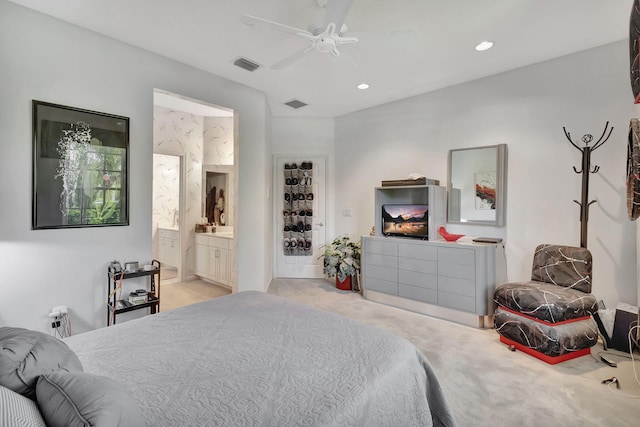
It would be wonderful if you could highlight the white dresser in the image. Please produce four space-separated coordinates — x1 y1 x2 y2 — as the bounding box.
362 236 505 328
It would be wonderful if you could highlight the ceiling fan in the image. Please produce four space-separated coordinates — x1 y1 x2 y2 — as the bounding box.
241 0 358 70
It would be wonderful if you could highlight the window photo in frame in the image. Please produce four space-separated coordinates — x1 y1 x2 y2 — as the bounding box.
32 100 129 229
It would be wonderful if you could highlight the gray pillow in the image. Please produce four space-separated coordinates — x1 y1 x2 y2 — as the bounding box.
0 384 47 427
0 327 83 399
36 371 146 427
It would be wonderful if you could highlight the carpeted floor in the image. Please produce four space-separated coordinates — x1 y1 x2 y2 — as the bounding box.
160 279 230 312
267 278 640 427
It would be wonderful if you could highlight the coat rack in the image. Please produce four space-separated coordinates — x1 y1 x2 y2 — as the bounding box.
562 122 613 248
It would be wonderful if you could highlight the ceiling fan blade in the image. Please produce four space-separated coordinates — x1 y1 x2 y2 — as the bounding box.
270 45 316 70
241 15 312 37
333 35 358 45
348 29 417 46
321 0 354 30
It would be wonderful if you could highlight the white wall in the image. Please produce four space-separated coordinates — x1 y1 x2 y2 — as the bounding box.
0 0 271 333
203 116 234 166
335 41 639 308
272 117 336 240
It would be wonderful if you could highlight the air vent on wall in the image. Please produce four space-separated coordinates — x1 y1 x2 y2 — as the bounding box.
233 57 260 72
284 99 308 109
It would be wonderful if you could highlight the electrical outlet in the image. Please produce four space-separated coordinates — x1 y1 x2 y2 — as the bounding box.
343 208 352 217
52 305 68 315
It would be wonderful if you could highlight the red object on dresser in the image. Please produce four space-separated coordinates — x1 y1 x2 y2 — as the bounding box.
437 226 464 242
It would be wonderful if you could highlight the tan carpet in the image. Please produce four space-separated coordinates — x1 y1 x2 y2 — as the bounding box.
267 278 640 427
160 279 230 312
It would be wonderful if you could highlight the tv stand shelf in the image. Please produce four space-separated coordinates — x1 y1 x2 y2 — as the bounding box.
374 185 446 241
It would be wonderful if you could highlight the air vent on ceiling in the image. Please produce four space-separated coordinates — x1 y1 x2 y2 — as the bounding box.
233 57 260 72
284 99 308 109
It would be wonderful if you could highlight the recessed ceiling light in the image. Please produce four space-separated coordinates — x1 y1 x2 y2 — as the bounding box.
475 41 494 52
357 83 370 90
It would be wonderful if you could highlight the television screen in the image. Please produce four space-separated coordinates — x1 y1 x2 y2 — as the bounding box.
382 204 429 238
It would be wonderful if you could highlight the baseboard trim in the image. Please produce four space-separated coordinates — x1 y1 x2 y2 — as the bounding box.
365 290 489 328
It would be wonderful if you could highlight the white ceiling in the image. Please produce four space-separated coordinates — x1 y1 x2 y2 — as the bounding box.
9 0 632 118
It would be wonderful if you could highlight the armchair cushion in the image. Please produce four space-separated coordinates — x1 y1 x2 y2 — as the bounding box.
531 244 592 293
494 281 598 323
494 307 598 357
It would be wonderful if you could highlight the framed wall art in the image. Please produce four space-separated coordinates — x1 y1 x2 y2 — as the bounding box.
32 100 130 229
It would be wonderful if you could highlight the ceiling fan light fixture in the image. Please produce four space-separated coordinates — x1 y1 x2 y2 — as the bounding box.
474 41 494 52
357 83 370 90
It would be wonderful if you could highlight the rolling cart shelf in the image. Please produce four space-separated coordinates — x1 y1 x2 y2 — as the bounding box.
107 260 160 326
108 295 159 314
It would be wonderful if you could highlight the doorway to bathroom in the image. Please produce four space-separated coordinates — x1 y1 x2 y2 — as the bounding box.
152 88 237 297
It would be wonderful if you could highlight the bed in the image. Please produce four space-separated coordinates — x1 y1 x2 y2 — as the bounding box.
1 291 456 426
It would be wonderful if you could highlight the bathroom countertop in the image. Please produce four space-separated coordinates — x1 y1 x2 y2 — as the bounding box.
197 231 234 239
158 224 179 231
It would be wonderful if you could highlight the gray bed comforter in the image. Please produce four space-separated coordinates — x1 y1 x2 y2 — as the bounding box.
65 291 456 427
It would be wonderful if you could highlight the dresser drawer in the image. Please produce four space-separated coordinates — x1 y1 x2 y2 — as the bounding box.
364 264 397 283
438 247 475 266
399 243 437 261
399 257 437 274
366 278 398 295
399 284 437 304
438 262 475 281
365 239 398 256
365 253 398 269
399 270 437 290
438 291 476 313
438 276 475 297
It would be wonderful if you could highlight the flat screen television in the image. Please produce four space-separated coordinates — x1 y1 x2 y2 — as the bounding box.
382 204 429 239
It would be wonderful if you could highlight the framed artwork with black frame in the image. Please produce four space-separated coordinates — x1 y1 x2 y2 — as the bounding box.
32 100 130 229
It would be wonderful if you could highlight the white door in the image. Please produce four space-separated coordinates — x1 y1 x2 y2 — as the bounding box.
275 156 326 278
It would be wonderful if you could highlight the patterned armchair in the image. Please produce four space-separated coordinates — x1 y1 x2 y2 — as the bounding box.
493 244 599 364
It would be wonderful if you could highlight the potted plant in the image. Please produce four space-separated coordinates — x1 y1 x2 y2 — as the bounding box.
319 235 361 291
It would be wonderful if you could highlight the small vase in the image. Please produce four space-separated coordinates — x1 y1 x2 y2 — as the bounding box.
335 275 352 291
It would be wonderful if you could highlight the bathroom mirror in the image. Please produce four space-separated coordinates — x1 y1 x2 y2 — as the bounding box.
202 166 233 226
447 144 507 226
